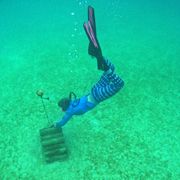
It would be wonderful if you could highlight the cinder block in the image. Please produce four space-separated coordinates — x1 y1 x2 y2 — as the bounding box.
40 127 68 163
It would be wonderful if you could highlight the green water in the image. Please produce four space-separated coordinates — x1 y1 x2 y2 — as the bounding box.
0 0 180 179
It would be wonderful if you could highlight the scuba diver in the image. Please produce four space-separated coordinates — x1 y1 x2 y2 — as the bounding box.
53 6 124 128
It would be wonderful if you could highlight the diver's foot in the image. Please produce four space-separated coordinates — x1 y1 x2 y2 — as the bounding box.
104 58 115 72
96 56 109 71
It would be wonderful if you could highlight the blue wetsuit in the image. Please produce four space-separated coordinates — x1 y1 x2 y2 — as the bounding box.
56 59 124 127
56 95 98 127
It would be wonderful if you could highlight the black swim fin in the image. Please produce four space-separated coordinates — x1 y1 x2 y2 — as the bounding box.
84 6 108 71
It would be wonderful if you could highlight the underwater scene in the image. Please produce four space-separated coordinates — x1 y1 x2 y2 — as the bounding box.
0 0 180 179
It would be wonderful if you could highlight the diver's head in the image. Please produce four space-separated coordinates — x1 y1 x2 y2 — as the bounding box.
58 92 77 112
58 98 70 112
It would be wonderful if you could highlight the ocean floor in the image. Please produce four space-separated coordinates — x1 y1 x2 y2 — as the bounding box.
0 0 180 179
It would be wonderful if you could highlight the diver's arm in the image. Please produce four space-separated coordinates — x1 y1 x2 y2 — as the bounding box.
55 112 73 127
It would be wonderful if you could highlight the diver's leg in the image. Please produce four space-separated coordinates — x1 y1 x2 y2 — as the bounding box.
91 71 124 103
94 58 115 88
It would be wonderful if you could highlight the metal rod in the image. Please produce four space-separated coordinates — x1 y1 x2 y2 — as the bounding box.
41 97 51 125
